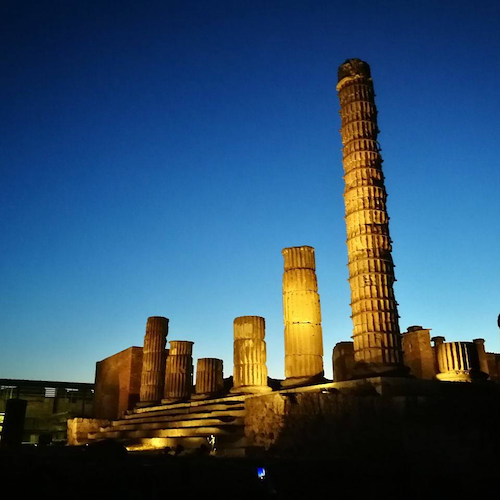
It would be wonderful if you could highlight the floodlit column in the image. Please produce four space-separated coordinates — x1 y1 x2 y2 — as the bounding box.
231 316 271 394
139 316 169 403
164 341 194 400
282 246 325 387
337 59 407 377
194 358 224 398
435 341 486 382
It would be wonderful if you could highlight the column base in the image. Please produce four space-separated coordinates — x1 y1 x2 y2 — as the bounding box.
281 374 327 388
230 385 272 395
190 391 225 401
436 370 488 382
136 400 161 408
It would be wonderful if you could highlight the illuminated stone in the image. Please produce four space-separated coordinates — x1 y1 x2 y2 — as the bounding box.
281 246 325 387
402 326 435 379
435 341 486 382
194 358 224 398
336 59 407 377
139 316 168 403
332 341 355 382
164 341 194 401
231 316 271 394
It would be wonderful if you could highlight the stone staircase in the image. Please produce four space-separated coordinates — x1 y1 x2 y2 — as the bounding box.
87 394 249 456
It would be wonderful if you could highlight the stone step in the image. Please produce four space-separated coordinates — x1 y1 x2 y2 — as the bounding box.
90 424 244 441
102 416 244 433
123 402 246 421
112 408 245 427
129 395 247 416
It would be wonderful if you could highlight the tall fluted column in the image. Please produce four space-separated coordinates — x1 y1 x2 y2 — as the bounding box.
164 341 194 401
231 316 271 394
337 59 407 377
139 316 169 403
194 358 224 399
281 246 325 387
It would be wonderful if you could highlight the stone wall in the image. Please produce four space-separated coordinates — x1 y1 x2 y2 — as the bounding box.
94 347 143 419
67 418 110 446
244 386 500 460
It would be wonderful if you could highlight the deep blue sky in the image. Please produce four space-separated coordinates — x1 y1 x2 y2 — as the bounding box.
1 1 499 383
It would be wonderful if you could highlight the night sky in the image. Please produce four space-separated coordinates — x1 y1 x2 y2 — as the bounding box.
1 0 499 382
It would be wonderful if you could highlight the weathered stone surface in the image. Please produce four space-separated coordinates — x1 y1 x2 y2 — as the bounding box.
402 326 435 379
473 338 490 377
94 346 143 419
337 59 406 377
487 353 500 381
281 246 324 387
231 316 271 394
195 358 224 397
244 383 500 459
164 341 194 400
67 418 110 446
140 316 169 403
332 341 355 381
435 341 486 382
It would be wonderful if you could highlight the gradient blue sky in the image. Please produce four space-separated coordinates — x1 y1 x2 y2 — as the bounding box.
1 0 499 383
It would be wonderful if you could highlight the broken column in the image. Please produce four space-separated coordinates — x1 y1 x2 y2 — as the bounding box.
332 341 355 382
139 316 169 404
281 246 325 387
473 338 490 378
402 326 436 379
435 341 486 382
337 59 407 377
164 341 194 401
194 358 224 399
231 316 271 394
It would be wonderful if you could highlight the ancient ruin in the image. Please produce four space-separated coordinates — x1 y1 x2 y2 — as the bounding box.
337 59 406 376
281 246 325 387
231 316 271 394
67 59 500 461
164 341 194 401
139 316 168 404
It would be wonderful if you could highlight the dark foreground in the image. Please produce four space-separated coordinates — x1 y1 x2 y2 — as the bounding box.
1 443 497 499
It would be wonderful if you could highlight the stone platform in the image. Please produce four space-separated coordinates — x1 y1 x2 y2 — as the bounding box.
87 394 250 455
84 377 500 460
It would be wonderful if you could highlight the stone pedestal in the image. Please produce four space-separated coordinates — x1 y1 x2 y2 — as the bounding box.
402 326 436 379
337 59 407 377
332 342 355 382
473 338 489 378
281 246 325 387
231 316 271 394
164 341 194 401
435 341 486 382
194 358 224 399
139 316 169 403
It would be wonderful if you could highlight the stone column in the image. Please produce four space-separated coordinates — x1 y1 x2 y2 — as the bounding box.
194 358 224 399
473 338 489 377
281 246 325 387
337 59 407 377
231 316 271 394
164 341 194 401
435 341 486 382
332 341 355 382
402 326 436 379
139 316 169 403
